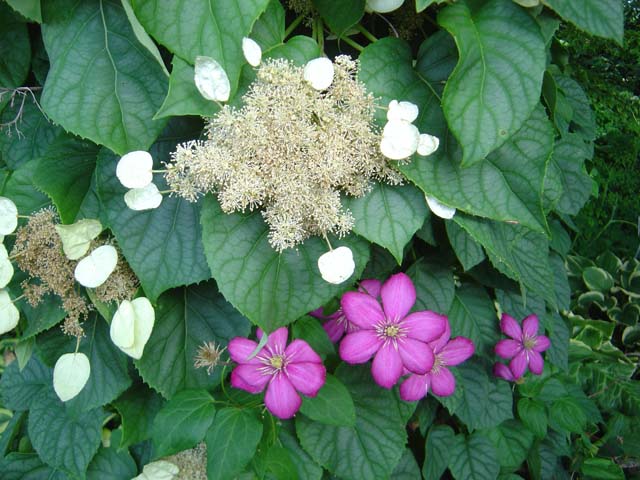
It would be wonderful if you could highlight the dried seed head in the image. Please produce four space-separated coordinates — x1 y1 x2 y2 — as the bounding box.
193 341 226 374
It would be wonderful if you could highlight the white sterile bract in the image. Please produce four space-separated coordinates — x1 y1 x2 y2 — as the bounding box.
53 352 91 402
110 297 155 360
365 0 405 13
194 56 230 102
303 57 335 91
74 245 118 288
426 195 456 219
0 289 19 335
417 133 440 156
380 120 420 160
242 37 262 67
0 244 13 289
0 197 18 235
116 151 154 189
124 183 163 211
318 246 355 284
133 460 180 480
387 100 419 123
55 219 103 260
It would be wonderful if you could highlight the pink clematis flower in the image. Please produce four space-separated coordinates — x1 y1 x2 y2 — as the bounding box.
339 273 447 389
493 362 518 382
310 279 381 342
399 321 474 401
228 327 326 419
495 313 551 379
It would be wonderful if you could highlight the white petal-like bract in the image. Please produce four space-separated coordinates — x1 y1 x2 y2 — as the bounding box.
387 100 419 123
417 133 440 156
318 246 355 284
0 289 19 335
110 297 155 359
380 120 420 160
194 56 230 102
0 197 18 235
124 183 163 211
426 195 456 219
242 37 262 67
53 352 90 402
0 245 13 289
365 0 405 13
55 219 103 260
133 460 180 480
74 245 118 288
116 151 154 189
303 57 335 91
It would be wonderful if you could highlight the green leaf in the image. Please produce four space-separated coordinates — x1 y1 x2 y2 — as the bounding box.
300 374 356 427
41 0 168 155
549 397 587 433
28 392 103 479
550 253 570 311
543 0 623 44
0 453 68 480
0 411 24 458
549 134 594 216
96 118 211 301
580 457 625 480
542 313 569 371
553 73 596 141
484 420 534 472
345 183 428 263
120 0 169 76
278 428 323 480
517 398 548 439
205 407 263 480
151 389 216 458
448 432 500 480
296 364 407 480
391 449 421 479
134 0 269 99
267 35 320 64
87 430 138 480
33 137 99 224
438 0 546 166
200 196 369 332
416 0 445 12
2 161 51 214
0 355 51 411
113 383 165 448
423 425 456 480
135 282 250 398
0 4 30 88
313 0 364 38
583 266 614 292
17 292 66 340
406 259 455 314
3 0 42 22
251 0 285 50
291 315 335 358
446 221 485 271
448 284 499 356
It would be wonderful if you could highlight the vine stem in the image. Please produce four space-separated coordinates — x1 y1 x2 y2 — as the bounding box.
356 24 378 43
284 14 304 39
340 35 364 52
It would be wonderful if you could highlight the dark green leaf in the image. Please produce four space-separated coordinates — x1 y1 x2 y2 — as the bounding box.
87 430 138 480
2 161 51 214
543 0 623 44
291 315 335 358
265 35 320 65
0 411 24 458
541 313 569 371
18 292 66 340
549 397 587 433
517 398 547 439
483 420 534 472
448 284 498 356
3 0 42 22
113 383 165 448
549 134 594 216
423 425 455 480
446 221 485 271
300 374 356 427
0 453 69 480
391 449 421 479
251 0 285 50
278 428 323 480
448 432 500 480
313 0 364 38
0 4 30 88
406 259 455 314
580 457 625 480
0 355 51 411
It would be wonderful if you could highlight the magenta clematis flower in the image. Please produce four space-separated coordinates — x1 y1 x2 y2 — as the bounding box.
228 327 326 419
399 321 474 401
495 313 551 379
339 272 447 389
493 362 518 382
310 279 381 342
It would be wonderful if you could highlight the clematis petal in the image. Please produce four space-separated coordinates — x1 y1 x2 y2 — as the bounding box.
500 313 522 340
323 318 345 343
495 339 521 359
381 272 416 321
232 364 271 393
285 339 322 363
263 327 289 354
509 350 528 379
287 361 326 397
265 374 302 419
429 320 451 352
493 362 516 382
339 330 382 363
399 373 430 402
399 337 434 374
228 337 260 364
533 335 551 352
341 291 385 329
371 342 403 388
522 314 540 338
439 337 475 366
359 279 381 298
528 350 544 375
430 367 456 397
402 311 447 343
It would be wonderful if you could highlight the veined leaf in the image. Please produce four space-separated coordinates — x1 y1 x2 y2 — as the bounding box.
299 374 356 427
0 355 52 411
112 383 165 448
448 432 500 480
313 0 365 38
0 4 30 89
423 425 456 480
3 0 42 22
483 420 534 472
87 430 138 480
406 259 455 314
0 453 68 480
549 133 594 216
543 0 623 44
446 221 485 271
448 283 499 356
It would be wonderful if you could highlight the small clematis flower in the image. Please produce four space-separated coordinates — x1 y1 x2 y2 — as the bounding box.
493 362 518 382
133 460 179 480
228 327 326 419
425 195 456 219
194 55 231 102
0 244 14 289
417 133 440 156
110 297 155 359
399 321 474 401
387 100 419 123
317 246 355 284
116 151 154 189
0 197 18 235
339 273 447 389
74 245 118 288
495 313 551 379
380 120 420 160
53 352 91 402
124 183 163 211
0 289 20 335
365 0 405 13
311 279 381 342
242 37 262 67
303 57 335 91
55 219 103 260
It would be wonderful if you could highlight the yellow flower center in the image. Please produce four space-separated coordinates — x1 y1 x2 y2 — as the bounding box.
270 355 284 369
523 337 536 350
384 325 400 338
